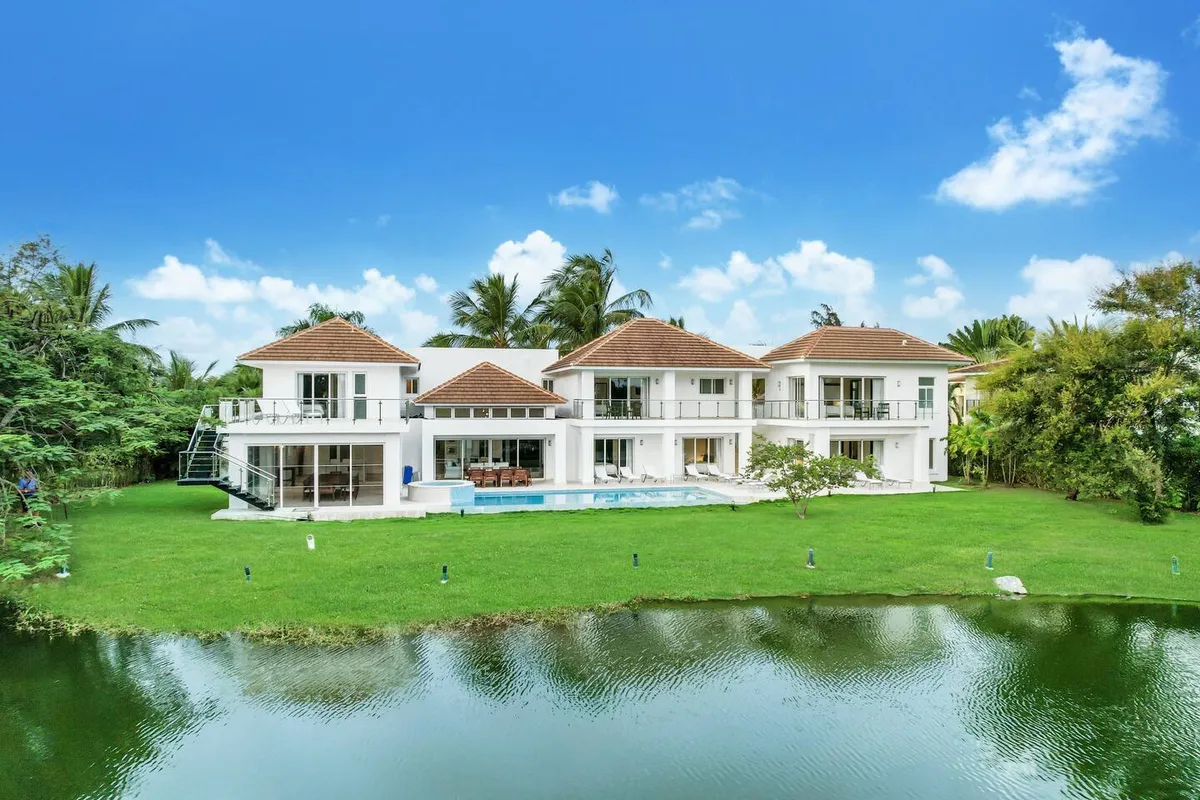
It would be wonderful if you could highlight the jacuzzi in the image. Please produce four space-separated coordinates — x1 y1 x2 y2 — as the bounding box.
407 479 475 506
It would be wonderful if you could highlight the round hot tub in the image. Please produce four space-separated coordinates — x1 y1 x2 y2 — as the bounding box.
407 479 475 506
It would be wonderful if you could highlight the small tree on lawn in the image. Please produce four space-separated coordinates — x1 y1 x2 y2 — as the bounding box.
742 434 872 519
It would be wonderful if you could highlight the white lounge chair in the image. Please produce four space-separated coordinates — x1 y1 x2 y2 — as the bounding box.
618 465 642 483
594 465 618 484
855 471 884 490
880 470 913 488
706 465 734 482
641 467 662 483
685 464 715 481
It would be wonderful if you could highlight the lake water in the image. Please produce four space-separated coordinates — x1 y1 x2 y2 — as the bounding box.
3 597 1200 800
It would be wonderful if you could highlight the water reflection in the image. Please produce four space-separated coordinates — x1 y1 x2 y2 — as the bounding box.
2 598 1199 800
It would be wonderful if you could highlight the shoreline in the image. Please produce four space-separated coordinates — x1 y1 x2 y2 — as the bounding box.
7 588 1199 645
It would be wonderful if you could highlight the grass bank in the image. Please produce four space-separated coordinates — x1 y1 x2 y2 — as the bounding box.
7 481 1199 635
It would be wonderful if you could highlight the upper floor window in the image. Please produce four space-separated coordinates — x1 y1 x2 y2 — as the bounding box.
699 378 726 395
404 377 420 395
542 379 554 393
918 377 936 414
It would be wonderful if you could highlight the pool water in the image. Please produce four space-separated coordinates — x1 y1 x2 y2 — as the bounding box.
465 486 729 511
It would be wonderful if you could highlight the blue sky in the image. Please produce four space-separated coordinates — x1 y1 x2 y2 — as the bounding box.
2 1 1198 366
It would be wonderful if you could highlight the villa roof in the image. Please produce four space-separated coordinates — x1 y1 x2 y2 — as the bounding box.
949 358 1010 380
761 326 971 364
414 361 566 405
237 317 419 364
544 317 770 372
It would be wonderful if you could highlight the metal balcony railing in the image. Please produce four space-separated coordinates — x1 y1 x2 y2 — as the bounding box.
217 397 413 425
569 399 748 420
753 400 935 421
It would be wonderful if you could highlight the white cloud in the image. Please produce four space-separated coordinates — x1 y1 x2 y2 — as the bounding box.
487 230 567 303
130 256 257 302
937 34 1168 210
414 273 438 293
678 250 784 302
641 177 746 230
658 254 672 270
774 240 875 296
678 299 764 344
134 315 277 371
550 181 619 214
905 254 956 286
256 269 417 316
1185 16 1200 46
1017 85 1042 102
205 238 231 265
1007 254 1119 320
903 286 965 318
376 214 391 228
395 309 439 342
1129 250 1186 272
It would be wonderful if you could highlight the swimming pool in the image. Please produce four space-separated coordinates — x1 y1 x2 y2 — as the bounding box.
462 486 730 512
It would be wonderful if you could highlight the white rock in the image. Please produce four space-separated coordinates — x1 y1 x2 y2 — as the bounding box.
994 575 1027 595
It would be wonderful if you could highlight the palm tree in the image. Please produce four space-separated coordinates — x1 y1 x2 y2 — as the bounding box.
810 304 842 328
536 250 652 351
667 316 686 329
942 316 1034 363
165 350 218 391
278 303 371 337
424 273 545 348
215 364 262 396
45 262 157 334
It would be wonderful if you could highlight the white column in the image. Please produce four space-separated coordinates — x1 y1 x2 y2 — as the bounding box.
578 428 594 484
661 370 676 420
736 371 752 419
735 430 751 476
661 432 676 480
384 436 403 505
578 371 595 419
420 423 435 485
911 432 926 483
553 430 567 485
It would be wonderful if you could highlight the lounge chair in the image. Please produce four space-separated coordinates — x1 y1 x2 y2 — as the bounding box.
618 466 642 483
855 471 884 490
880 470 913 488
706 465 734 482
684 464 714 481
594 465 618 484
641 467 662 483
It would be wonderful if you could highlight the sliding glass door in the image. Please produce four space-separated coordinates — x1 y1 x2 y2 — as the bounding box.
594 438 632 468
298 372 347 419
252 443 384 508
593 376 649 418
434 438 546 479
682 437 721 466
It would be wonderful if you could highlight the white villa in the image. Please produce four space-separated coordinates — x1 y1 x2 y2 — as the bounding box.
178 317 969 516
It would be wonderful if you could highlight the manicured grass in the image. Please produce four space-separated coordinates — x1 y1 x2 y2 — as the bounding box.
9 481 1200 633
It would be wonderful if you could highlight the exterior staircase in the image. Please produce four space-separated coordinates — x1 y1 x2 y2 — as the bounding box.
177 406 277 510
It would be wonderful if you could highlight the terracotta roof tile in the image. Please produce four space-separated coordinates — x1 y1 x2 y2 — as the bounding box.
949 358 1010 376
414 362 566 405
545 317 769 372
761 326 971 363
238 317 419 363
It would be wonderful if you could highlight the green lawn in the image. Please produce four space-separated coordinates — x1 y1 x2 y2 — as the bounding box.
8 481 1200 634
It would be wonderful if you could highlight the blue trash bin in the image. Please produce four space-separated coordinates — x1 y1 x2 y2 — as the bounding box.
403 465 414 484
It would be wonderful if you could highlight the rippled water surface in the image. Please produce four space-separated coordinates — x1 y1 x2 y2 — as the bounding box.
4 598 1200 800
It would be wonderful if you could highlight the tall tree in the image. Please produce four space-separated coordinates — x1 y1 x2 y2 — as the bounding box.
424 273 545 348
163 350 218 391
667 316 686 329
810 304 842 328
942 316 1034 363
536 249 652 351
277 303 371 337
44 262 158 334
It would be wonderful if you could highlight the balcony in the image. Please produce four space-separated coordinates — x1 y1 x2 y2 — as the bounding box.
569 399 748 420
217 397 412 425
753 400 935 422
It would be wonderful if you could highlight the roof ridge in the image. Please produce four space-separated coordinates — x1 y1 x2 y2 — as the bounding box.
238 315 418 362
414 360 566 404
648 317 771 368
544 318 639 371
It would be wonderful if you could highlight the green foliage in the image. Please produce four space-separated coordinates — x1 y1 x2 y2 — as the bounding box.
742 434 869 519
942 315 1034 364
947 413 994 486
535 249 653 352
810 303 842 328
277 303 372 337
425 273 546 348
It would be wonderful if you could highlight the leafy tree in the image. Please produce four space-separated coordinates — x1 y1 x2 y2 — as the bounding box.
424 273 545 348
535 249 652 351
44 262 158 335
667 316 686 329
277 303 371 337
742 434 869 519
215 364 263 397
947 413 994 486
941 315 1034 363
163 350 218 391
810 303 842 328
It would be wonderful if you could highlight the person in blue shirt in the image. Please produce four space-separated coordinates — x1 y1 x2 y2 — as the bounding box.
17 469 38 516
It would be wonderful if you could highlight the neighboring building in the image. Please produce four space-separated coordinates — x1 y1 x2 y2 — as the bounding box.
178 317 968 514
948 358 1008 422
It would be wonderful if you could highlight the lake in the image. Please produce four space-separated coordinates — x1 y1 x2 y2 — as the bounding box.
3 597 1200 800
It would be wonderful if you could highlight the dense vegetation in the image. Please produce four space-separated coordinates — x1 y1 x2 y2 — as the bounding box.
0 238 257 580
946 261 1200 523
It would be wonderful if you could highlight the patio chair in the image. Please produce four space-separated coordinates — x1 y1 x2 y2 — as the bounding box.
855 470 884 490
513 468 531 486
684 464 714 481
641 466 662 483
618 465 641 482
880 470 913 488
468 468 484 488
498 468 514 487
481 469 498 488
706 465 735 482
594 465 618 484
874 402 891 420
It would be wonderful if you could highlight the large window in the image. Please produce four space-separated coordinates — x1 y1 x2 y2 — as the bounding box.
918 377 936 418
699 378 725 395
830 439 884 464
435 438 546 480
595 438 632 468
252 443 383 508
682 437 721 465
594 376 648 418
821 376 885 419
297 372 347 419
